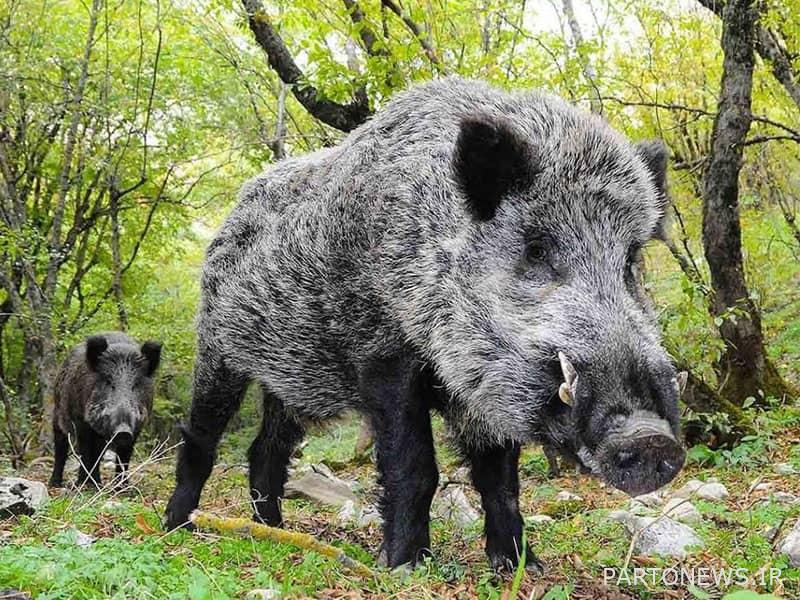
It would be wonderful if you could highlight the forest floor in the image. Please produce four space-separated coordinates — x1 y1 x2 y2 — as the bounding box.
2 402 800 600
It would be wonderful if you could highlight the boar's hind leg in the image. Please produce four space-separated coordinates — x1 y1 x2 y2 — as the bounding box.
362 357 439 569
248 388 304 526
164 357 248 531
466 441 544 575
49 425 68 487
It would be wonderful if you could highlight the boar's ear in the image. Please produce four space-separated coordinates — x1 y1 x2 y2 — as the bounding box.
453 114 537 221
635 139 669 193
140 341 162 377
85 336 108 371
635 139 670 238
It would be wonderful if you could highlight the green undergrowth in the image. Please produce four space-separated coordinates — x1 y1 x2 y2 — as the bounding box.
2 404 799 599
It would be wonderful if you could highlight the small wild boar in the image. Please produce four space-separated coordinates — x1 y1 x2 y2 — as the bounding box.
165 78 685 572
49 332 161 488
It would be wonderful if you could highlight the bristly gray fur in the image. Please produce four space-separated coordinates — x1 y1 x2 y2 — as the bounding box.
197 76 671 448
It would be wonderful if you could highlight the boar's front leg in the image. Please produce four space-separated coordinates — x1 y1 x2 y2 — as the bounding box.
165 349 248 531
361 356 439 569
75 426 105 489
465 441 544 575
114 444 134 487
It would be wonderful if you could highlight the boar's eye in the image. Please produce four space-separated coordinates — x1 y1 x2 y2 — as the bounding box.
523 235 561 279
525 242 548 263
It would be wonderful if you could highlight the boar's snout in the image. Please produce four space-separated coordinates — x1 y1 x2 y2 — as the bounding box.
112 424 134 449
597 413 685 496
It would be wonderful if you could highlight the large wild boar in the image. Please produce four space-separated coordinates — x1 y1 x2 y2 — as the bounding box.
50 332 162 488
165 78 686 572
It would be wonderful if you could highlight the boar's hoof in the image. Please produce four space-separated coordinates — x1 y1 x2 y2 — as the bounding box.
164 504 196 531
488 547 545 576
376 546 389 568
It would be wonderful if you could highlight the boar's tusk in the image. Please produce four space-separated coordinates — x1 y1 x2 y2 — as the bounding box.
558 352 577 387
558 382 573 405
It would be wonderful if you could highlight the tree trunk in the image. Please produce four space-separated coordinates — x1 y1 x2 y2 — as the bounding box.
110 185 129 331
561 0 601 113
701 0 795 405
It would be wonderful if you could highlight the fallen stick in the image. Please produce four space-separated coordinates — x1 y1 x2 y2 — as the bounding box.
189 510 374 578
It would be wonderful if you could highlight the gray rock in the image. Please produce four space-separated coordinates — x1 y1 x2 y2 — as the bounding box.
0 477 48 517
527 514 554 525
774 463 799 476
554 490 582 502
661 497 702 524
357 504 382 527
608 510 703 558
336 500 382 527
772 492 800 506
432 485 480 528
629 491 665 515
69 528 95 548
285 464 357 507
632 491 665 508
245 589 279 600
695 482 729 501
763 525 781 545
672 479 728 501
671 479 704 499
337 499 359 523
779 519 800 567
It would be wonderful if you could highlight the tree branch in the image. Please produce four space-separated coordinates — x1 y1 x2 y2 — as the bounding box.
341 0 387 57
380 0 446 73
696 0 800 109
241 0 371 132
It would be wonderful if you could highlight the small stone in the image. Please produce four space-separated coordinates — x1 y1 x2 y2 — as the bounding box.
672 479 727 501
779 519 800 567
632 491 664 508
555 490 582 502
772 492 800 506
69 528 95 548
608 510 703 558
336 500 382 528
763 525 780 545
695 482 729 501
671 479 703 499
245 589 279 600
432 486 479 528
337 500 359 523
752 482 774 493
774 463 799 476
661 498 702 524
527 514 554 525
0 477 48 518
357 504 382 527
630 491 664 514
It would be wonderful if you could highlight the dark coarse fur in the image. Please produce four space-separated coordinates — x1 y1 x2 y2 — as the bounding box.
166 78 685 572
49 332 161 489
